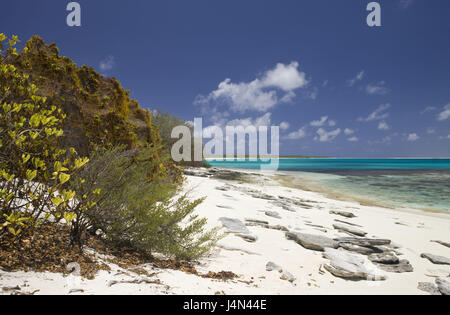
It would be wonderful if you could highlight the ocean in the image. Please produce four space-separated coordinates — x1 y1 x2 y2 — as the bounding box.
206 158 450 212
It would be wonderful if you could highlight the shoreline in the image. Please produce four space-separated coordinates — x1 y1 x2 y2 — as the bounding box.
1 167 449 295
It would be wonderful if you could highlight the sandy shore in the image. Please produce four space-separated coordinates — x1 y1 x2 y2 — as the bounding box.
1 168 449 295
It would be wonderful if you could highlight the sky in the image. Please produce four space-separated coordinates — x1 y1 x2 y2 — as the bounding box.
1 0 450 157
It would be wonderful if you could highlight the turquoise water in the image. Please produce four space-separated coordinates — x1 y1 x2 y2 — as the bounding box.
207 159 450 212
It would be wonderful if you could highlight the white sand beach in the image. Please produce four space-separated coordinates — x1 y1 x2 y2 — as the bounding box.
1 168 449 295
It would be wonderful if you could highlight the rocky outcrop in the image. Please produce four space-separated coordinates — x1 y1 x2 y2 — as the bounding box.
330 210 356 218
335 237 391 247
265 262 296 283
323 248 386 281
421 253 450 265
435 277 450 295
417 282 441 295
219 218 250 234
431 240 450 249
376 260 414 273
333 223 367 237
286 232 339 251
265 211 281 219
368 252 400 265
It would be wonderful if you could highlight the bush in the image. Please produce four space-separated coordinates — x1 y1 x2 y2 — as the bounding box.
0 34 90 238
69 146 220 260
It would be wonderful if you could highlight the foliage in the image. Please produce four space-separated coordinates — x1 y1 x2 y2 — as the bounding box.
69 146 220 260
152 110 210 168
0 34 90 238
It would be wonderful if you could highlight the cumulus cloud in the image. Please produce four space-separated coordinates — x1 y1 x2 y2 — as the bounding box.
437 104 450 121
227 112 272 128
399 0 414 9
279 122 290 130
366 81 390 95
316 128 341 142
421 106 437 115
358 104 391 122
407 133 420 142
99 55 115 72
285 127 307 140
196 62 308 113
347 70 365 87
310 116 329 127
344 128 355 135
378 121 390 130
348 136 359 142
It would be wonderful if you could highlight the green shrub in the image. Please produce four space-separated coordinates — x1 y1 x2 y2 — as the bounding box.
0 34 89 238
70 146 220 260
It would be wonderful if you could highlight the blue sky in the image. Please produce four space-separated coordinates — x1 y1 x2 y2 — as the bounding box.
1 0 450 157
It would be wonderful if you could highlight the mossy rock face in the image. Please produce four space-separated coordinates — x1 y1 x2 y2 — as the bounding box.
7 36 182 182
10 36 156 154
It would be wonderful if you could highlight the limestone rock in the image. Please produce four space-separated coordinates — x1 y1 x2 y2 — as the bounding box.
335 237 391 247
333 223 367 237
435 277 450 295
286 232 338 252
376 259 414 273
421 253 450 265
265 211 281 219
323 248 386 281
369 252 400 265
219 217 250 234
330 210 356 218
431 240 450 249
417 282 441 295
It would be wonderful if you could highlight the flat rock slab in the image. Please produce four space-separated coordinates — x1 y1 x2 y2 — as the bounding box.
236 233 258 243
339 243 379 255
323 248 386 281
421 253 450 265
219 217 250 234
436 277 450 295
286 232 339 252
265 262 296 283
369 252 400 265
333 223 367 237
431 240 450 249
417 282 441 295
376 259 414 273
335 237 391 247
265 211 281 219
330 210 356 218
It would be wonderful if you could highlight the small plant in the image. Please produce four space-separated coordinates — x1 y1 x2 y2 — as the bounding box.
70 146 221 260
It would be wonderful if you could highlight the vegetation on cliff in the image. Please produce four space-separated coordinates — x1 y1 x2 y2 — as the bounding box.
0 34 218 268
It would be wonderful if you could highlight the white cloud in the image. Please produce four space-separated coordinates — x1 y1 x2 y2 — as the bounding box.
279 122 290 130
421 106 437 115
285 127 307 140
426 128 436 134
99 55 115 71
407 133 420 142
437 104 450 121
447 134 450 139
316 128 341 142
366 81 390 95
348 136 359 142
378 121 390 130
227 112 272 128
328 120 337 127
347 70 365 87
399 0 414 9
358 104 391 122
196 62 308 113
344 128 355 135
310 116 329 127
